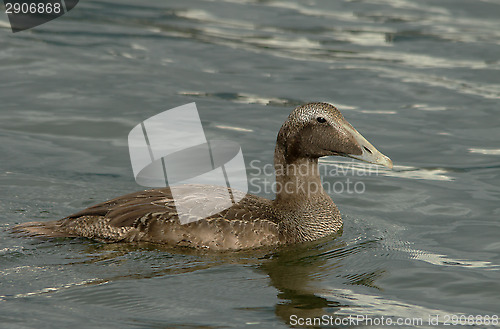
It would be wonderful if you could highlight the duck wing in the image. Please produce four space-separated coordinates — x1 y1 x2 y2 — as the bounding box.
15 185 282 249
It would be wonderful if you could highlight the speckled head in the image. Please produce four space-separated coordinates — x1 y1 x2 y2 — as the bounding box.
277 102 393 168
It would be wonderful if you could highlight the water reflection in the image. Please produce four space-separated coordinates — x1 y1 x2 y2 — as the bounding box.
2 234 389 327
260 239 346 323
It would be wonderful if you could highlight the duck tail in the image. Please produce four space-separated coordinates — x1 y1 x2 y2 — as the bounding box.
11 220 73 238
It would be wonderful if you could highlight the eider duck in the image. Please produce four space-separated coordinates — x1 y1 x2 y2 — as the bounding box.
14 103 392 250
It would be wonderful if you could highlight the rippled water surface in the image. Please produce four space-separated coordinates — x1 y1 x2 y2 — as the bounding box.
1 0 500 328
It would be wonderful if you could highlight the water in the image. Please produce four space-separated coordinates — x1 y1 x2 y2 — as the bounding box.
1 0 500 327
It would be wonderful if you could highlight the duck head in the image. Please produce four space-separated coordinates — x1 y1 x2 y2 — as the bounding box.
277 102 393 168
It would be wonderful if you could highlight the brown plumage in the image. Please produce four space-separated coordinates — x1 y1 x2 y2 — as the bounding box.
13 103 392 250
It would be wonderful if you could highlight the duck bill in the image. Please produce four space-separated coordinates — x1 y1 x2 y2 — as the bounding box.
342 124 393 169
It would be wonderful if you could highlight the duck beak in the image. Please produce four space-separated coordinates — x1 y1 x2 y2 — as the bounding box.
341 123 393 169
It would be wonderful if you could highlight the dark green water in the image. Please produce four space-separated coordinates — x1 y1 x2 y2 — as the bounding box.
1 0 499 328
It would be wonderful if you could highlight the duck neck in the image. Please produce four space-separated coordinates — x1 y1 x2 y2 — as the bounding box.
273 144 326 203
272 143 341 242
273 143 342 242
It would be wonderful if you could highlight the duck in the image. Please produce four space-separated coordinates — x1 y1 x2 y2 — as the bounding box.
14 102 392 250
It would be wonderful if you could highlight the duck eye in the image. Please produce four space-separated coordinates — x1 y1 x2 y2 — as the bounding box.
317 117 327 123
